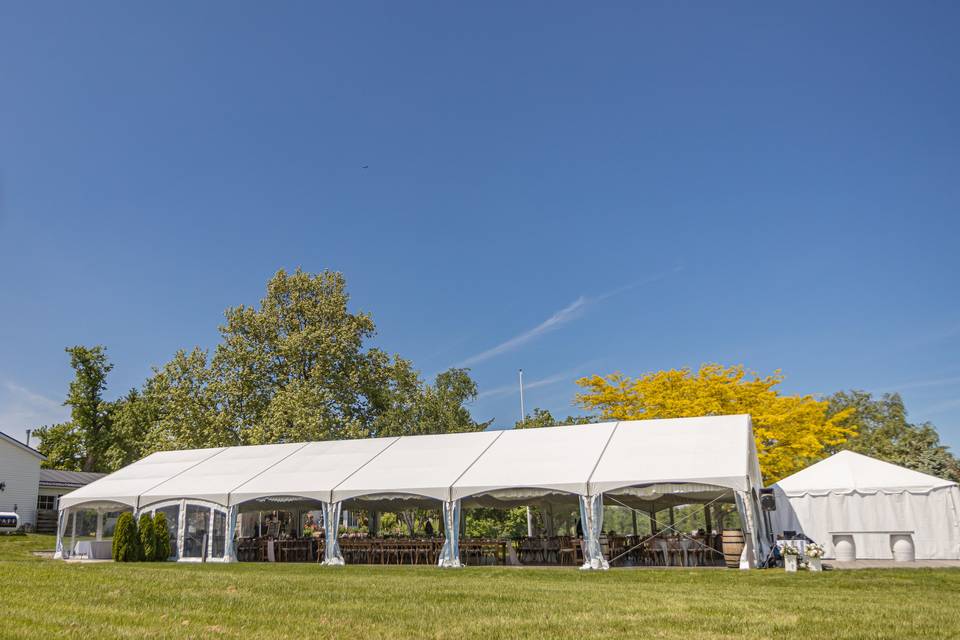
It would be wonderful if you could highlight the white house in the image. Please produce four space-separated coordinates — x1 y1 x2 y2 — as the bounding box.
0 431 45 528
0 431 106 532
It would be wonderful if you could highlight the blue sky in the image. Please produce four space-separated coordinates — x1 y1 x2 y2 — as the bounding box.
1 2 958 449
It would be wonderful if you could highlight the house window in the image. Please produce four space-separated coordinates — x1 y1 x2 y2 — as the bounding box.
37 495 56 510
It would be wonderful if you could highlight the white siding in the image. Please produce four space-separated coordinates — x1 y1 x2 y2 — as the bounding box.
0 439 42 526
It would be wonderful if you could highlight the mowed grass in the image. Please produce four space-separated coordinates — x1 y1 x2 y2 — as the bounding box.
2 535 959 640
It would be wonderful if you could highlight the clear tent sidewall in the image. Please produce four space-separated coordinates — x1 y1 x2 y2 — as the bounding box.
55 416 768 569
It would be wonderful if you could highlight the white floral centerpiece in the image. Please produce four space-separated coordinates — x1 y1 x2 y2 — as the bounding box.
782 543 799 572
805 543 824 572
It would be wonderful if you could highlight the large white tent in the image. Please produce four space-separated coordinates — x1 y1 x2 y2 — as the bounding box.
57 415 769 568
771 450 960 559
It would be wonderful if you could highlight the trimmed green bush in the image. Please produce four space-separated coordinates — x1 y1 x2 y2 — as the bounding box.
153 512 172 561
138 513 156 561
112 512 141 562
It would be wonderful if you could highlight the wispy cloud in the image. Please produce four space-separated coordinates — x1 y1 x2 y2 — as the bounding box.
0 381 68 444
478 370 571 400
476 359 605 400
873 375 960 394
917 397 960 416
457 270 676 368
459 297 588 367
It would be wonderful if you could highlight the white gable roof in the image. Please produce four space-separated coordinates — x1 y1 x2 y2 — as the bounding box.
451 422 619 500
774 450 957 496
140 442 307 508
230 437 399 505
59 447 225 510
58 414 763 510
332 431 502 503
590 415 760 494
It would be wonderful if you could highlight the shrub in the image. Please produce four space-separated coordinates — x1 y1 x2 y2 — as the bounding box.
138 513 156 561
112 512 141 562
153 512 172 561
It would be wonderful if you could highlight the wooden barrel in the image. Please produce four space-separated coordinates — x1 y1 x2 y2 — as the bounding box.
721 529 745 568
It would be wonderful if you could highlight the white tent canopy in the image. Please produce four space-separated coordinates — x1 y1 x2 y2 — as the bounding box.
590 416 762 495
230 438 399 508
451 422 619 502
58 414 769 567
58 446 226 510
332 430 501 504
771 451 960 559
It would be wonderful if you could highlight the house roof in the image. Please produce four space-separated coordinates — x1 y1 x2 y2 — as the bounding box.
39 468 107 489
0 430 46 461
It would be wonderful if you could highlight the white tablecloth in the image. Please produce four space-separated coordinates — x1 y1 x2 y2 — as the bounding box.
73 540 113 559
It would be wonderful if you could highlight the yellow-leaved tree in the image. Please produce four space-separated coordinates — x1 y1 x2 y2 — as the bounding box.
576 364 856 483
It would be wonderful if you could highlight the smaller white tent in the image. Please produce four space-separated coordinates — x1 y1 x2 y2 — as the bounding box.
771 451 960 559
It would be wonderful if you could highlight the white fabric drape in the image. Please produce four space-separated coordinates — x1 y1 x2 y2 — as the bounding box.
438 499 462 567
70 510 77 558
176 500 187 559
322 502 344 565
542 502 556 537
53 509 68 559
734 490 766 568
579 494 609 570
223 505 239 563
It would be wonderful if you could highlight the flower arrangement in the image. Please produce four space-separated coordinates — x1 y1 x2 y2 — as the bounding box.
781 544 800 556
805 543 824 559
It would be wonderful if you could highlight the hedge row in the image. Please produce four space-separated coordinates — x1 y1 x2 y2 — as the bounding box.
111 511 173 562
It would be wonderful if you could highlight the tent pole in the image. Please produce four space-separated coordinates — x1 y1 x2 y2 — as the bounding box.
70 511 77 557
669 507 675 529
631 510 638 537
704 504 713 534
649 508 657 535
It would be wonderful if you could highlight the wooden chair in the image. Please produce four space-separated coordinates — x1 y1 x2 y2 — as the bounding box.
666 538 685 566
558 536 578 566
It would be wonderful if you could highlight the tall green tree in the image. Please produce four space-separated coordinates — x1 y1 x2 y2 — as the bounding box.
34 346 118 471
410 368 493 435
827 390 960 482
514 407 595 429
35 270 494 462
132 268 491 454
143 347 232 451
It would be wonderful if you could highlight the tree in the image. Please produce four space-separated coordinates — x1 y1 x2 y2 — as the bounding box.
826 391 960 482
212 268 395 443
514 408 595 429
32 421 84 471
138 513 156 561
153 512 172 561
139 269 491 452
34 346 118 472
142 347 233 451
112 512 141 562
36 269 493 462
102 389 156 471
576 364 856 482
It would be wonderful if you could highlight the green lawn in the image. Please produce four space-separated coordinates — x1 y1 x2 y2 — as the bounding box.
2 534 958 640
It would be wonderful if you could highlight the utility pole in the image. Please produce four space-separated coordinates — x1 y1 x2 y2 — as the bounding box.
520 369 535 537
519 369 525 424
